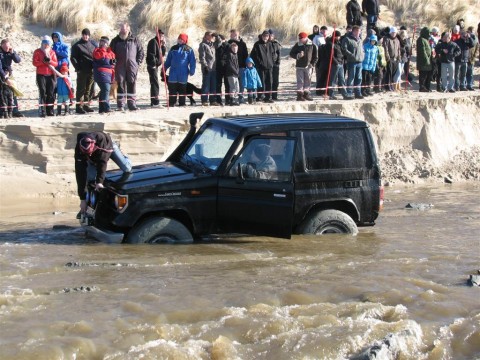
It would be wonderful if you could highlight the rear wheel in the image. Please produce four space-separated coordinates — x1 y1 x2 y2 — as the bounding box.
297 209 358 235
125 217 193 244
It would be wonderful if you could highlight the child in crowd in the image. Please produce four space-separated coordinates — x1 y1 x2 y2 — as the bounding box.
374 37 386 93
225 42 240 105
242 57 262 104
54 63 74 115
362 34 378 96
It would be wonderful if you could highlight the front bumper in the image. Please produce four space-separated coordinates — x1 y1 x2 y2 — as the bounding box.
79 213 124 244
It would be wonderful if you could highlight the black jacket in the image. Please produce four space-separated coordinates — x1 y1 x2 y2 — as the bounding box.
146 37 166 68
290 40 318 68
435 41 461 63
324 38 344 66
228 38 249 67
250 39 274 70
215 41 229 74
224 51 239 77
70 39 97 72
271 40 282 66
74 131 114 200
454 37 474 63
346 0 363 26
362 0 379 15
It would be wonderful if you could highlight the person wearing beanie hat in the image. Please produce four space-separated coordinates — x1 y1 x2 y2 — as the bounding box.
109 22 145 111
146 29 166 107
93 35 116 113
164 32 196 107
70 28 97 114
41 35 53 46
178 33 188 44
250 30 275 102
74 131 132 219
451 25 461 42
33 34 58 117
290 31 318 101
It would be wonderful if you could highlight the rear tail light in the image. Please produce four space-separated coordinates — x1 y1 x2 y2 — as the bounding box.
379 184 384 212
115 194 128 213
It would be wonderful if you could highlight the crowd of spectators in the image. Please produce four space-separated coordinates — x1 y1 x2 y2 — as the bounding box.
0 9 479 117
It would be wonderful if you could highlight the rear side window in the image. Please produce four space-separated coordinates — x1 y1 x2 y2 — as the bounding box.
302 129 370 170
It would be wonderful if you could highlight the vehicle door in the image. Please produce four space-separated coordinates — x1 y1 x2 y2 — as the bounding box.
217 136 296 238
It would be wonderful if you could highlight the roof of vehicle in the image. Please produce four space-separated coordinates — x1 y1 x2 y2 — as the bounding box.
206 113 369 130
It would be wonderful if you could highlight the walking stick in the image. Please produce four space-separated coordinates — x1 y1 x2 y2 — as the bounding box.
156 27 169 110
325 26 337 99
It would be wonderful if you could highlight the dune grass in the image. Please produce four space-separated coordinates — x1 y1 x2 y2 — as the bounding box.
2 0 479 38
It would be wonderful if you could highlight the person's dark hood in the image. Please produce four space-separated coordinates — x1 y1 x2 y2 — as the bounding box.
420 27 430 39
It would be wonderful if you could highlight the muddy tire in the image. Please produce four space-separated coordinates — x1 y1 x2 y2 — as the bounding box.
125 217 193 244
297 209 358 235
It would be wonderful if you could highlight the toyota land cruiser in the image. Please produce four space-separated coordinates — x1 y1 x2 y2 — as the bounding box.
82 112 383 243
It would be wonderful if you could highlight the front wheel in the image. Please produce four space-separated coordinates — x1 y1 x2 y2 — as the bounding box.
125 217 194 244
297 209 358 235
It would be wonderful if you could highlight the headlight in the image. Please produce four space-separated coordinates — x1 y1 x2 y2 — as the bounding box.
114 194 128 213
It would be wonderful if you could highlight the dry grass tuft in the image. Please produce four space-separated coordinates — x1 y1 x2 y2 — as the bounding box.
1 0 479 38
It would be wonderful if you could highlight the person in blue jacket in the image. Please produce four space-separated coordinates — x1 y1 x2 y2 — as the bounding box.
361 34 379 96
242 57 262 104
51 32 70 70
164 33 196 107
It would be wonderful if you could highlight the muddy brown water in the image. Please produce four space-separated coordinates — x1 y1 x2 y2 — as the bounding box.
0 184 479 359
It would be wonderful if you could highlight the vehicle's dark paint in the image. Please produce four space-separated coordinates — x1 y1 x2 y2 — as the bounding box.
85 113 382 241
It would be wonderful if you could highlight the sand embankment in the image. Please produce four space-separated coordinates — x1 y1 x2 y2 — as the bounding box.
1 92 479 203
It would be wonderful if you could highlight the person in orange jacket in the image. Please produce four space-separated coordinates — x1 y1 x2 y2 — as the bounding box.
32 35 58 117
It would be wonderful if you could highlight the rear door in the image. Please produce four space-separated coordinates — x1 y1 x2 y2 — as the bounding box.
217 137 296 238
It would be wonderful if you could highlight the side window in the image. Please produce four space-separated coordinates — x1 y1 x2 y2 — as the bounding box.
228 138 295 181
303 129 370 170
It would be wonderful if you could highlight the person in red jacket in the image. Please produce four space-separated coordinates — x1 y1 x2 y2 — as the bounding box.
32 35 58 117
93 37 116 113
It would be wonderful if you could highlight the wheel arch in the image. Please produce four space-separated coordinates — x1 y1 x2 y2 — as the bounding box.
296 199 360 229
126 209 195 237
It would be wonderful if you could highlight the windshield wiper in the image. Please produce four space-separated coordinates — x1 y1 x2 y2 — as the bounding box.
182 153 212 174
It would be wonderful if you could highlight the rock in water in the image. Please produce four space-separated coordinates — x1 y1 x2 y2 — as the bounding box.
468 274 480 287
405 203 434 210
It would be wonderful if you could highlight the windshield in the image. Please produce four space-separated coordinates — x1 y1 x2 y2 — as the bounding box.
182 124 238 172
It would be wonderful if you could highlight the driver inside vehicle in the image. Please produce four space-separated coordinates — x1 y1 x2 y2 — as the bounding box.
239 142 277 180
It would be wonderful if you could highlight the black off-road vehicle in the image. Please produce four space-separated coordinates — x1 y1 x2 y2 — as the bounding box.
82 113 383 243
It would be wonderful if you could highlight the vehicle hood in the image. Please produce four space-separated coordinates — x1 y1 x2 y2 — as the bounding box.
105 161 196 191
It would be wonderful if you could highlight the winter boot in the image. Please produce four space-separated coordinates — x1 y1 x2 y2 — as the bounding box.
83 104 94 113
63 104 69 116
76 104 86 114
303 91 313 101
56 105 62 116
297 92 306 101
